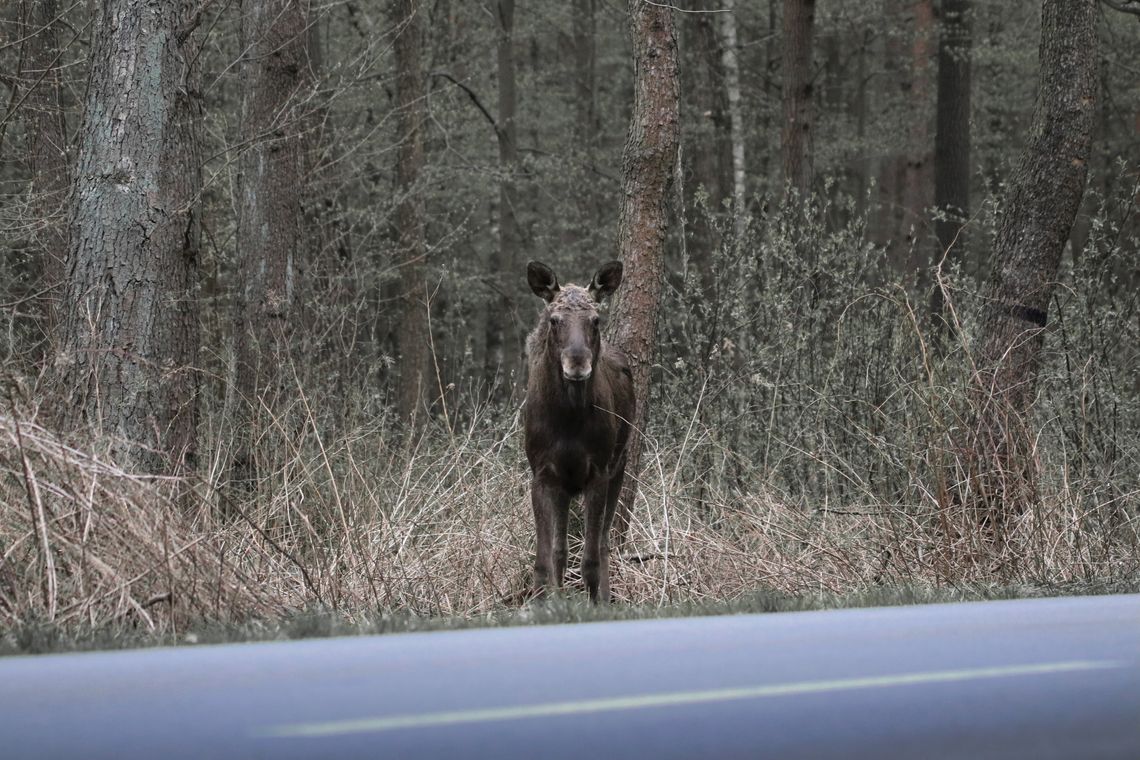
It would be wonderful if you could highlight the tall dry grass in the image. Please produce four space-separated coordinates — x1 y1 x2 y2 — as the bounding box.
3 386 1136 637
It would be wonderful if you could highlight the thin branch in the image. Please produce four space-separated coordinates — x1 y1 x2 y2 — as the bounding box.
430 71 499 134
214 488 324 604
643 1 730 12
1099 0 1140 16
177 0 221 43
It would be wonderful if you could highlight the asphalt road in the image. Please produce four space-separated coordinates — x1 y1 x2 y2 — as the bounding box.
1 595 1138 759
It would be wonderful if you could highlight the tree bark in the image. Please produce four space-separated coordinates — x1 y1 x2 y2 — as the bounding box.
964 0 1097 520
56 0 202 476
930 0 972 333
780 0 815 197
231 0 313 487
903 0 935 270
572 0 600 236
485 0 520 390
719 0 746 241
608 0 680 545
572 0 598 148
305 16 358 399
392 0 431 421
876 0 907 265
22 0 69 344
680 0 729 303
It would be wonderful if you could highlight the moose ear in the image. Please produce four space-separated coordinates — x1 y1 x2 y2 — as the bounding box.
527 261 560 302
588 260 623 302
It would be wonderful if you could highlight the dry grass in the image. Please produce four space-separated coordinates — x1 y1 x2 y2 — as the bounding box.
0 413 291 630
3 395 1137 639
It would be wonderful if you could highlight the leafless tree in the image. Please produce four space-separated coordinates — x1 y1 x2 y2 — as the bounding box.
55 0 203 476
231 0 314 488
608 0 680 545
392 0 431 421
963 0 1098 522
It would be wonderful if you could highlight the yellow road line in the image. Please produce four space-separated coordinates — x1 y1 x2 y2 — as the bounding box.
260 659 1120 739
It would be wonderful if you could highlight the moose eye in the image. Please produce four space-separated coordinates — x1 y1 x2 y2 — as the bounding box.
590 315 600 328
549 315 561 327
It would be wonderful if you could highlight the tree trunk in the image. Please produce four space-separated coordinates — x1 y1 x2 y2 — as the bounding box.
719 0 747 242
231 0 313 489
572 0 600 236
853 28 871 214
572 0 598 148
903 0 935 273
877 0 907 265
485 0 520 391
392 0 431 421
680 0 729 303
305 16 359 403
56 0 202 476
22 0 69 345
780 0 815 197
609 0 680 545
930 0 972 334
963 0 1097 521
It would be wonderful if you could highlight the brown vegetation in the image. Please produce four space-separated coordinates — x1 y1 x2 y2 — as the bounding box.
3 379 1134 633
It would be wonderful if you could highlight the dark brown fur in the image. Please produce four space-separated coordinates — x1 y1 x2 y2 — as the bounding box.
523 261 634 602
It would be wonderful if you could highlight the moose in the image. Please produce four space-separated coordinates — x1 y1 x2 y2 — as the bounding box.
523 260 634 603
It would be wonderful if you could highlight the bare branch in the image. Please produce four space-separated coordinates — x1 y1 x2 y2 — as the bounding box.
177 0 222 44
1099 0 1140 16
430 71 499 134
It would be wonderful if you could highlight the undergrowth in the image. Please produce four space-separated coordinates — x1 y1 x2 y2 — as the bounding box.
1 183 1137 653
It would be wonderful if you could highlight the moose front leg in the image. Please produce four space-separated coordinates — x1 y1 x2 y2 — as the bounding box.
531 478 570 596
581 480 611 603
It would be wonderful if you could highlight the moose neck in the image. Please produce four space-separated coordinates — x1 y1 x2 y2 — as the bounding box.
561 374 593 414
532 348 594 418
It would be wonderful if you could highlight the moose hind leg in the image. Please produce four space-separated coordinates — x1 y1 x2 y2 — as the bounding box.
598 463 627 603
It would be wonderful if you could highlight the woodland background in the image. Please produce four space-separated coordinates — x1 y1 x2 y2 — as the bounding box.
0 0 1138 640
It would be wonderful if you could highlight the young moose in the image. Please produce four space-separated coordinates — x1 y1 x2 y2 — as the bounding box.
524 260 634 603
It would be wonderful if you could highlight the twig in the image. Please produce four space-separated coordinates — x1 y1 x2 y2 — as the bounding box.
214 488 323 604
1099 0 1140 17
9 410 58 620
430 71 499 134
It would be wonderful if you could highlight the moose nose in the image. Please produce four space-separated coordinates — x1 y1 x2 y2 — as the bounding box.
561 352 592 382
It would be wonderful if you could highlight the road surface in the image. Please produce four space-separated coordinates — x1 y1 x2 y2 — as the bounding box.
1 595 1138 759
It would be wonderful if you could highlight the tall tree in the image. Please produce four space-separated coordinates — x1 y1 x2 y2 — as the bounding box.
719 0 747 241
876 0 935 276
392 0 431 420
572 0 598 150
485 0 520 388
571 0 600 237
21 0 69 343
305 16 358 396
780 0 816 196
930 0 972 333
231 0 313 487
680 0 729 304
608 0 680 544
903 0 935 266
964 0 1097 520
56 0 202 475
